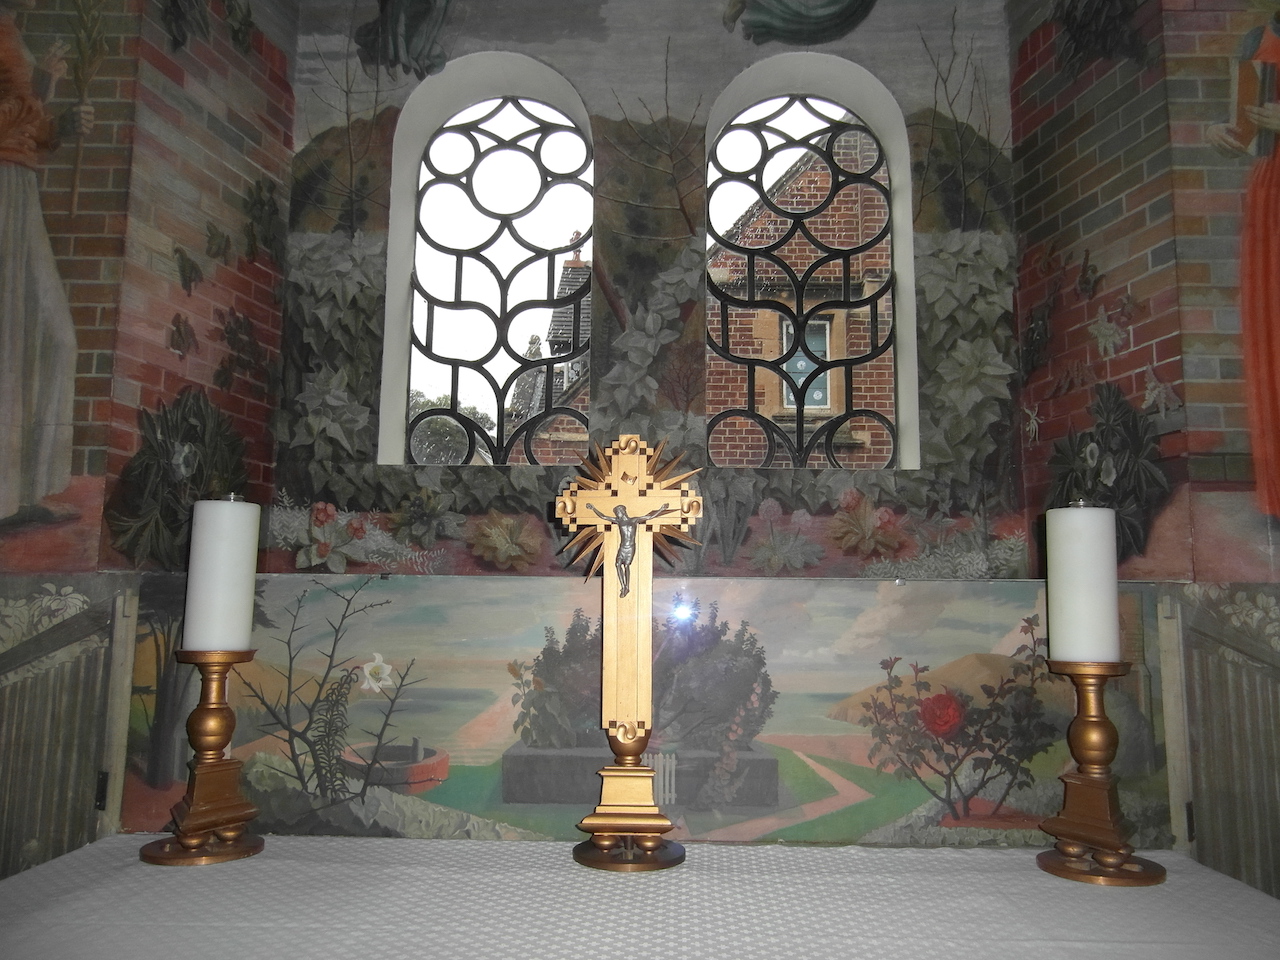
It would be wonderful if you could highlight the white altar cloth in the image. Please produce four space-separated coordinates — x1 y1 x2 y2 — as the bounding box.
0 837 1276 960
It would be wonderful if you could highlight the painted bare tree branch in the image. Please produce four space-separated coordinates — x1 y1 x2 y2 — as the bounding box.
913 8 1010 231
236 577 411 802
599 40 702 241
293 3 401 236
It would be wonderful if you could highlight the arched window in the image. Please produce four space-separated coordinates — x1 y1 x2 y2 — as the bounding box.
377 53 592 466
705 54 919 470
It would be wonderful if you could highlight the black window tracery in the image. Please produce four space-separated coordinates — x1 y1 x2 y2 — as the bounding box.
408 97 592 465
706 95 899 469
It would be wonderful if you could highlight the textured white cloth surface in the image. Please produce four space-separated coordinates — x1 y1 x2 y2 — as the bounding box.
0 837 1276 960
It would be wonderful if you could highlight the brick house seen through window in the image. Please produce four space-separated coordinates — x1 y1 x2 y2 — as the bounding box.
707 94 901 469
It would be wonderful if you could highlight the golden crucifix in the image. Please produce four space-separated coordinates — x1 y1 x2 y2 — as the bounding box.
555 435 701 870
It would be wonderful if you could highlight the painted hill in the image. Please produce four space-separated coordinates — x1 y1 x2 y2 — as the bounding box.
290 106 399 234
827 652 1075 726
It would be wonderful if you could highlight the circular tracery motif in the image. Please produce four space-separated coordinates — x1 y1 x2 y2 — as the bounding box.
706 95 899 470
410 98 593 465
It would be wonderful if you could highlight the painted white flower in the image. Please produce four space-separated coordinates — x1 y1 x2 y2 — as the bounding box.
361 653 394 691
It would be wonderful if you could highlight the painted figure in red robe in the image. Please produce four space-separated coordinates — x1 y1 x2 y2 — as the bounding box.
1208 7 1280 520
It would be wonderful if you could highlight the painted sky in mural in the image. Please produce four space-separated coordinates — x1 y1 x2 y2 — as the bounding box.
253 573 1042 699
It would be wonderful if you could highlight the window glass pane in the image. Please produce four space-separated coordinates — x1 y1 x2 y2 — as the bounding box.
782 317 830 410
707 95 898 469
409 97 592 465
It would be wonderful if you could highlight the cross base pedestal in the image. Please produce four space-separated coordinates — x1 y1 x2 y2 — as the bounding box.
574 732 683 872
572 837 686 872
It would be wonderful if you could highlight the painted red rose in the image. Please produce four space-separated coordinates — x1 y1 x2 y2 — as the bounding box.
919 691 965 740
311 502 337 527
346 517 367 539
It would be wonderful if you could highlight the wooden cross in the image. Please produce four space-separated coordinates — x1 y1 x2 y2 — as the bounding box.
555 436 701 738
556 436 700 870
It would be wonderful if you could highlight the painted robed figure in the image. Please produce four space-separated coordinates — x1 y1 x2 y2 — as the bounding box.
0 0 90 527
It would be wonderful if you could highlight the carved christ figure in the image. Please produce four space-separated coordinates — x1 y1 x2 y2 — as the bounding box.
587 503 670 598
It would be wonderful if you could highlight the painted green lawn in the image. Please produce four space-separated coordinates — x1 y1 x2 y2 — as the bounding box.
762 755 932 843
760 741 839 806
423 761 581 839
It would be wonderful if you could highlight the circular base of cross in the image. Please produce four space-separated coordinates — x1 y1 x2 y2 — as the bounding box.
572 836 685 872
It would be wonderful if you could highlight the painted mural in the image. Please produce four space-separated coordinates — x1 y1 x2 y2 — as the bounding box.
269 0 1035 581
2 0 1280 873
0 572 135 877
120 573 1172 848
0 0 1273 583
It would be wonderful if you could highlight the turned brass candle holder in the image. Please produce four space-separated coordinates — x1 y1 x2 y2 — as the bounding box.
1037 660 1165 886
140 650 264 866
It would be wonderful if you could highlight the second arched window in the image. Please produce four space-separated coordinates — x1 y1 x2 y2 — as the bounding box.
706 94 900 469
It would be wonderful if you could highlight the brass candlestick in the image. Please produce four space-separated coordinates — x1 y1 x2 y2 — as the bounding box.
1037 661 1165 886
140 650 264 866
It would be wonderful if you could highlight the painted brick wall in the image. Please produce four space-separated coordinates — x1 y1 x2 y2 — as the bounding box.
1012 3 1185 549
107 0 294 548
1161 2 1261 487
20 0 141 482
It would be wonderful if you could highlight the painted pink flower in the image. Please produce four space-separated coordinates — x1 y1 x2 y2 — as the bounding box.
838 488 864 512
346 517 367 540
311 502 337 528
316 541 332 559
919 691 965 740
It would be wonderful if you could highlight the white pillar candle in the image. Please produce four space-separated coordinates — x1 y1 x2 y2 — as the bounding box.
183 497 261 651
1045 504 1121 662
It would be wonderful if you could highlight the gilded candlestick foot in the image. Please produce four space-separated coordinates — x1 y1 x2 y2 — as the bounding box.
1037 661 1165 886
140 650 263 866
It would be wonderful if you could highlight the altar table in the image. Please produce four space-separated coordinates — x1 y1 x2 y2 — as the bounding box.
0 836 1276 959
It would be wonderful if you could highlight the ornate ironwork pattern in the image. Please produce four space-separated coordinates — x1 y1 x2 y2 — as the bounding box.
408 97 592 465
706 95 899 469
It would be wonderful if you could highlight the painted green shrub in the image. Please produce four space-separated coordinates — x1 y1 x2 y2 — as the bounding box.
1048 382 1171 562
106 388 248 569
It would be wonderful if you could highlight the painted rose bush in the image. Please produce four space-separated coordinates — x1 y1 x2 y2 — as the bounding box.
859 615 1062 820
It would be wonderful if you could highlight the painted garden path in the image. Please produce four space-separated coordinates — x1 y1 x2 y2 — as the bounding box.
698 748 871 842
446 694 520 765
